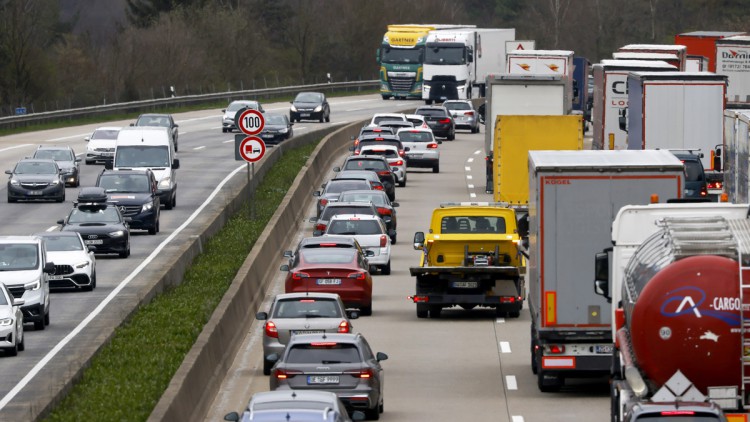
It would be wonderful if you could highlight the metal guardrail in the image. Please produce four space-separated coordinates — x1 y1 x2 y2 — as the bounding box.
0 80 379 130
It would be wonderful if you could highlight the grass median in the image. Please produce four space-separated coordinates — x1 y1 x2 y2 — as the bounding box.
44 140 320 422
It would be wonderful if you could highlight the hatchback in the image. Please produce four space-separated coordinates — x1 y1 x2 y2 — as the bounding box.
222 100 265 133
397 128 441 173
313 179 372 217
336 190 398 243
312 202 381 237
33 146 81 187
335 156 397 201
291 92 330 123
323 214 393 275
358 145 407 188
414 106 455 140
443 100 480 133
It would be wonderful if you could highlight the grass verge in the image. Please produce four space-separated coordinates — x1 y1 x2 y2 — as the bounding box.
44 140 320 422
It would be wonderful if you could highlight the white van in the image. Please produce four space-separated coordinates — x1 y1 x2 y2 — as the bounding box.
107 126 180 209
0 236 54 330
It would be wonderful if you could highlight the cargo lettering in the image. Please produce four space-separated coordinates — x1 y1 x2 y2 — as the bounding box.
611 81 628 95
712 297 741 311
545 179 571 185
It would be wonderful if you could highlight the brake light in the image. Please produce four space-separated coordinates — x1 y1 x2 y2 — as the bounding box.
391 160 404 166
320 198 328 206
354 139 360 146
372 183 384 191
465 111 474 116
700 186 707 196
376 207 391 216
300 299 316 303
348 272 366 280
398 150 405 157
660 411 695 416
427 143 438 149
380 235 387 247
345 368 374 379
292 272 310 280
354 150 360 155
315 223 327 231
410 130 419 133
264 321 278 338
548 345 565 354
374 137 384 141
338 320 351 333
438 118 451 124
708 181 723 189
319 243 338 247
274 368 302 379
377 171 391 176
311 342 338 347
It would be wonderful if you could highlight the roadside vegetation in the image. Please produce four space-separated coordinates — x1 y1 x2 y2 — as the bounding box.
44 140 320 422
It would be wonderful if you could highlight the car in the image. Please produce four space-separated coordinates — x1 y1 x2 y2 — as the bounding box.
336 190 398 242
84 126 120 165
32 145 81 187
268 333 387 420
373 120 413 134
0 236 53 331
282 246 373 315
396 128 441 173
623 401 727 422
351 135 406 157
34 232 96 291
256 292 359 375
222 100 265 133
671 151 709 199
414 105 455 140
333 170 386 192
367 113 406 127
311 201 382 237
335 156 396 201
351 126 394 148
58 188 131 258
358 144 407 188
0 283 24 356
132 113 179 151
259 114 294 145
405 114 430 130
290 92 330 123
96 169 161 235
283 236 370 267
6 159 66 203
313 179 372 218
322 214 393 275
224 390 362 422
442 100 480 133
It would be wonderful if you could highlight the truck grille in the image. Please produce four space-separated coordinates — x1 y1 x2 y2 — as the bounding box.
53 264 74 275
389 77 415 92
7 286 25 298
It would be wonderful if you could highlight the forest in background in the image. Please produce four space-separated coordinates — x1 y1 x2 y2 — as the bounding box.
0 0 748 115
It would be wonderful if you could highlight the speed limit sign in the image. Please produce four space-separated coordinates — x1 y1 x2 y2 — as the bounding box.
236 108 265 136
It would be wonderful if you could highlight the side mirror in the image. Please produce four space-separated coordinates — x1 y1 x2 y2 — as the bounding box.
221 109 226 113
75 158 82 163
124 217 133 223
376 352 388 362
313 230 323 237
280 264 289 271
594 251 612 302
437 140 443 144
392 202 399 207
57 219 65 225
347 310 360 319
413 231 425 250
224 412 240 422
4 170 11 175
404 147 411 152
174 124 179 128
129 123 135 127
87 245 97 252
266 353 280 362
84 137 91 142
309 217 317 223
350 135 356 141
283 250 293 258
256 311 268 320
172 159 180 169
333 167 341 172
383 216 392 223
43 262 56 274
313 191 321 197
104 161 113 170
12 298 25 307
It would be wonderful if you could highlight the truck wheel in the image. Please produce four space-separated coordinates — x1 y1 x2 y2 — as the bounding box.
537 370 563 393
531 341 538 374
416 304 428 318
429 305 441 319
381 95 391 100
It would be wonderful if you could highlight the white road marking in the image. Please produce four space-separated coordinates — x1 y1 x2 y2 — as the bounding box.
0 144 32 153
464 166 471 171
193 146 206 150
0 162 248 411
496 318 505 323
499 341 511 353
467 157 474 163
466 175 473 180
46 226 58 232
296 127 308 131
506 375 518 390
512 416 525 422
223 140 233 144
180 131 189 135
46 134 87 142
469 193 477 198
467 184 474 189
474 149 481 155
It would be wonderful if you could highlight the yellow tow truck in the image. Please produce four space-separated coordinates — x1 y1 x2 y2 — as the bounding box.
409 202 525 319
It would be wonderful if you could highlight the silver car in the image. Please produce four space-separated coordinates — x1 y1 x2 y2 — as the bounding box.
443 99 480 133
224 390 362 422
222 100 265 133
268 333 387 420
358 144 407 187
257 292 359 376
396 128 441 173
0 283 24 356
84 126 120 165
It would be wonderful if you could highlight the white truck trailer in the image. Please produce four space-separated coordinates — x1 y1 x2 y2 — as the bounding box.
506 49 575 112
617 44 687 70
716 35 750 106
422 28 515 103
723 109 750 203
527 150 685 392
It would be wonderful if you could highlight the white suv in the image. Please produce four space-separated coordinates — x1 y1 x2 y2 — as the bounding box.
368 113 407 127
0 236 54 330
396 128 441 173
323 214 393 275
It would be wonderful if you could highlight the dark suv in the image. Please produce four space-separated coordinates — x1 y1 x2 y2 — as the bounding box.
671 151 708 199
414 106 456 140
96 170 161 235
58 188 131 258
335 156 397 201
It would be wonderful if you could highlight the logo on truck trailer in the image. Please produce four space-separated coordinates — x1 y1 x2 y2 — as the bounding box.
724 49 750 59
659 286 740 326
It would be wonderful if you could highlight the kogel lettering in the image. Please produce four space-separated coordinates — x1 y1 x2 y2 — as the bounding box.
545 179 570 185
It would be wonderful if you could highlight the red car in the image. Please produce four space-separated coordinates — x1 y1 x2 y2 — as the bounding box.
282 247 373 316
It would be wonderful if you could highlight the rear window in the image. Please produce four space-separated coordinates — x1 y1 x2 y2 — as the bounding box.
339 193 386 205
633 415 721 422
683 161 704 182
328 219 383 235
416 108 447 117
92 129 119 140
301 248 356 264
360 128 394 136
398 131 433 143
443 102 472 111
358 140 402 150
373 116 403 125
321 206 376 220
440 216 506 234
273 298 342 319
286 343 361 364
344 159 389 171
362 149 399 159
325 180 370 194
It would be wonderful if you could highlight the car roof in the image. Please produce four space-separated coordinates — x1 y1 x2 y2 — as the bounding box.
405 114 425 119
249 389 340 406
18 158 58 165
230 100 260 105
36 145 73 151
443 99 472 104
100 169 153 176
324 201 374 208
372 113 405 118
138 113 171 118
93 126 122 131
396 127 434 134
377 120 412 126
346 155 390 162
0 236 43 244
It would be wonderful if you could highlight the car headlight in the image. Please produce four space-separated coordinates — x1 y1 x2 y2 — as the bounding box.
314 105 322 112
75 261 90 269
0 318 12 326
24 279 40 290
279 128 288 134
290 105 297 112
158 177 171 189
10 179 19 186
51 179 60 186
109 230 125 237
142 201 154 212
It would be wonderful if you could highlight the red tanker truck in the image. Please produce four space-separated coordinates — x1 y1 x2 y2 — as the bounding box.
609 216 750 422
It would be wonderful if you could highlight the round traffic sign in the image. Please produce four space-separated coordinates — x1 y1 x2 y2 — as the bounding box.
238 136 266 163
236 108 265 136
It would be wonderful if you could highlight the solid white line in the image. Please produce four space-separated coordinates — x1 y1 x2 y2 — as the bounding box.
296 127 308 131
46 226 58 232
180 131 189 135
223 140 233 144
500 341 511 353
496 318 505 323
474 149 481 155
46 134 87 142
467 184 474 189
0 163 247 411
512 416 525 422
0 144 32 153
464 166 471 171
467 157 474 163
506 375 518 390
466 175 473 180
469 193 477 198
193 146 206 150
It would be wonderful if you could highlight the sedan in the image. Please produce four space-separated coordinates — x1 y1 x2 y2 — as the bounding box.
283 236 368 269
268 333 387 420
414 106 455 140
443 100 480 133
84 126 120 165
282 247 373 315
290 92 329 123
336 190 398 242
224 390 362 422
6 159 65 203
34 232 96 291
222 100 265 133
259 114 293 145
133 113 179 151
32 146 81 187
256 292 358 375
58 189 131 258
0 283 24 356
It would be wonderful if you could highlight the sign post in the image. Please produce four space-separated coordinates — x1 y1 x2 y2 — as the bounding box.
234 108 266 219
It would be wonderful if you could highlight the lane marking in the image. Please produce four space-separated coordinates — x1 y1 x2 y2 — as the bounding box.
0 144 32 153
474 149 481 155
512 417 525 422
0 162 248 411
193 146 206 150
223 140 233 144
467 184 474 189
46 134 87 142
466 175 473 180
464 166 471 171
180 131 189 135
469 193 476 198
348 108 365 112
496 318 505 323
506 375 518 390
46 226 58 232
499 341 511 353
467 157 474 163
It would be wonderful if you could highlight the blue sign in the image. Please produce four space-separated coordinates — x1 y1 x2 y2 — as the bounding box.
15 107 26 115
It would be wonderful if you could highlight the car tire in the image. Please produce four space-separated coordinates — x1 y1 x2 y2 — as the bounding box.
319 114 325 123
390 234 396 245
416 304 428 318
263 358 273 376
398 179 405 187
325 113 331 123
34 318 45 330
425 100 433 105
381 95 391 100
381 261 391 275
165 195 174 210
119 244 130 258
429 305 441 319
360 304 372 316
85 160 93 165
7 342 18 357
222 128 227 133
472 126 479 134
448 131 455 141
91 271 97 290
17 331 24 352
83 276 94 292
148 222 157 235
44 308 50 326
432 165 439 174
365 405 380 420
56 194 64 203
8 196 16 203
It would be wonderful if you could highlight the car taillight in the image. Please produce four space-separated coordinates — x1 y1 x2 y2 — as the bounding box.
398 150 405 157
315 223 327 231
354 139 360 146
410 130 419 133
264 321 278 338
708 181 723 189
376 207 391 216
338 320 351 333
427 143 438 149
700 186 708 196
377 171 391 176
391 160 404 166
438 118 451 124
292 272 310 280
660 411 695 416
380 235 387 247
465 111 474 116
274 368 302 380
373 184 384 191
348 272 366 280
320 198 328 206
344 368 374 379
354 150 360 155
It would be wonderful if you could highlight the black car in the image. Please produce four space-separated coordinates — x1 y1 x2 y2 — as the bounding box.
132 113 179 151
351 126 394 148
96 170 161 235
337 189 399 241
6 159 65 203
671 151 709 199
290 92 330 123
414 106 456 140
32 146 81 187
58 188 131 258
259 114 294 145
311 201 381 237
313 179 372 217
335 155 397 201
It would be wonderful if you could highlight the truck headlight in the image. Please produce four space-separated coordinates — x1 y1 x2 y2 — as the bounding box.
158 177 171 189
142 201 154 212
24 279 40 290
109 230 125 237
0 318 12 326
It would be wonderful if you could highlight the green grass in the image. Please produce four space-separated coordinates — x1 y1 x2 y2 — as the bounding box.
44 140 320 422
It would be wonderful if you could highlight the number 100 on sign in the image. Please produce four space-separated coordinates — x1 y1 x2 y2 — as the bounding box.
237 109 265 135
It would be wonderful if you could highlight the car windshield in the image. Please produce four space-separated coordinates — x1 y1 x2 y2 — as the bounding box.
344 159 389 171
441 216 506 234
398 131 433 142
327 219 383 235
381 46 423 64
321 206 374 220
92 129 119 140
0 290 7 306
0 244 39 271
339 193 386 206
683 161 704 182
425 45 465 65
43 236 83 252
98 174 151 193
114 145 170 168
286 343 360 364
416 109 447 117
34 149 73 161
14 161 57 174
300 248 356 264
295 93 323 103
68 207 121 223
373 116 403 125
325 181 370 194
273 298 343 319
136 116 170 127
443 102 471 111
266 115 287 125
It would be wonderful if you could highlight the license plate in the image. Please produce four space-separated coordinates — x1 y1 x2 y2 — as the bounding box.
307 375 339 385
408 154 423 159
301 113 310 117
595 345 614 354
84 239 104 245
28 191 43 196
49 275 65 280
103 152 114 156
262 134 273 138
317 279 341 285
293 330 325 335
452 281 478 288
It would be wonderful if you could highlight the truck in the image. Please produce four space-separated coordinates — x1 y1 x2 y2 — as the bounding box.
595 213 750 421
617 44 688 70
422 28 516 103
410 202 524 319
686 54 710 71
377 24 475 100
572 56 591 122
591 60 677 151
675 31 746 72
483 74 570 193
624 71 727 194
506 50 575 111
723 109 750 203
611 51 681 69
716 35 750 106
527 150 685 393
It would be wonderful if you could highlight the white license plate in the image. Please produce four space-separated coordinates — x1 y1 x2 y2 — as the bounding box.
262 134 273 138
292 330 325 335
103 152 114 156
408 154 423 159
307 375 339 385
301 113 311 117
595 345 614 354
28 191 43 196
317 279 341 285
84 239 104 245
49 275 65 280
452 281 478 288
